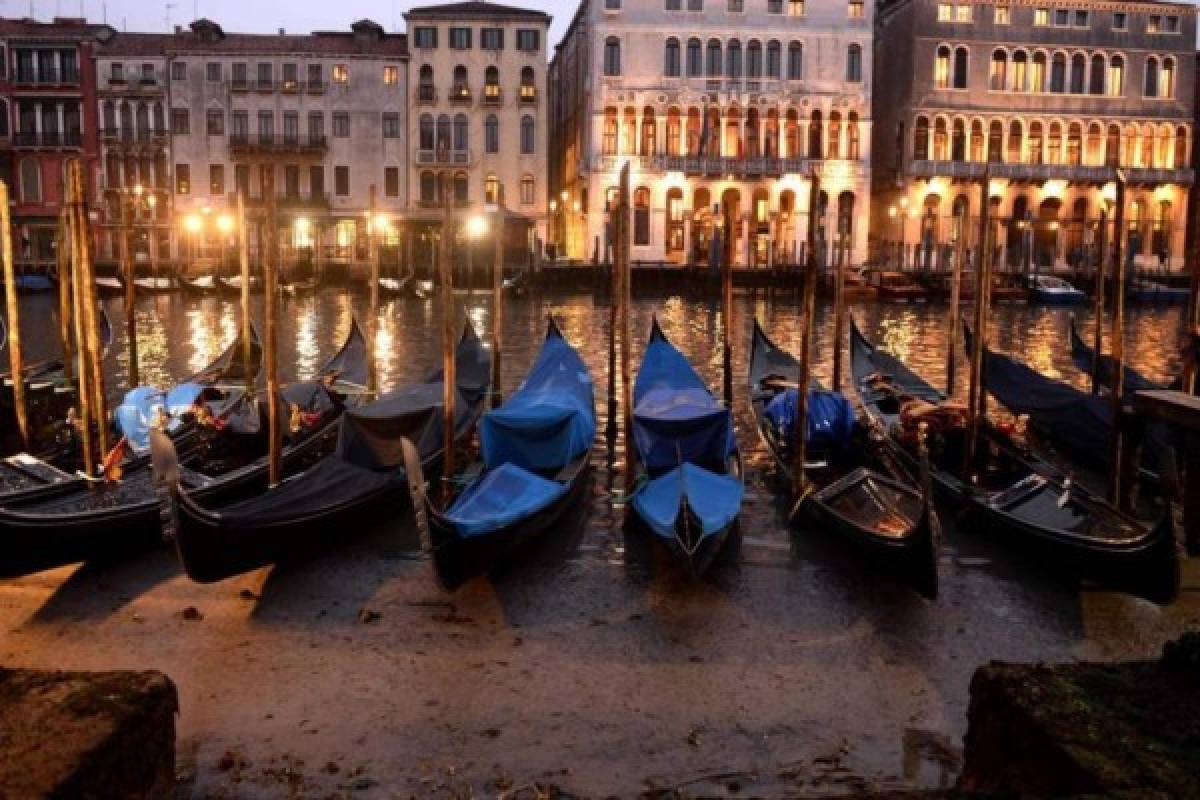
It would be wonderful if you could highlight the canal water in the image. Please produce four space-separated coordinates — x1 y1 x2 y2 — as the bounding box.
3 287 1197 796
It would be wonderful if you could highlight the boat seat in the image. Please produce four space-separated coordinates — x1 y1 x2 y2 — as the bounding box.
986 473 1047 510
4 454 72 484
177 465 216 489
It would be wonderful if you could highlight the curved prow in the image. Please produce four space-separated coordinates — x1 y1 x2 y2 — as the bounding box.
0 314 7 352
148 427 181 542
400 436 434 554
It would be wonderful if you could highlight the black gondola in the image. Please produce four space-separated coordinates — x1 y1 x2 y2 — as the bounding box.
405 319 594 591
749 320 939 597
850 320 1179 605
0 322 367 578
156 321 489 583
1068 316 1180 394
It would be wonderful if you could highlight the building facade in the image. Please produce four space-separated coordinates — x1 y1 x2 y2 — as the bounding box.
0 17 110 271
404 1 551 263
872 0 1196 272
550 0 874 268
164 18 408 272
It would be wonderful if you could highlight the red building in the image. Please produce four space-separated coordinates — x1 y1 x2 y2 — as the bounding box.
0 17 113 272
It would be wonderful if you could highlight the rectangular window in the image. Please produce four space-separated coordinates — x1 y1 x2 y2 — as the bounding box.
334 166 349 196
689 0 703 8
333 113 350 137
206 110 224 135
282 63 298 90
413 27 437 48
142 63 155 81
111 62 124 81
232 62 247 86
258 111 274 140
517 29 540 51
1112 12 1127 30
937 3 951 21
231 111 248 139
206 62 221 82
285 165 299 197
235 163 249 195
209 164 224 195
449 27 472 49
308 112 324 140
1147 15 1161 33
767 0 781 12
385 167 399 198
994 5 1009 23
257 62 272 87
521 176 535 205
954 4 970 22
170 108 189 134
605 0 621 8
175 163 190 194
1073 10 1087 27
283 112 298 143
382 113 400 138
383 65 398 85
481 28 504 49
332 64 348 84
307 64 322 86
309 165 324 198
1165 15 1180 33
787 0 802 15
171 62 186 81
728 0 744 11
848 0 863 18
1054 9 1069 26
1033 7 1049 25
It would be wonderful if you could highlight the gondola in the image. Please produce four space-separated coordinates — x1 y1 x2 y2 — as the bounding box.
94 275 124 296
850 320 1179 605
157 321 487 583
405 318 594 591
95 275 178 294
2 273 55 293
1 322 264 509
179 275 219 294
1068 316 1180 393
0 322 367 578
378 273 413 297
626 319 743 577
280 274 320 295
219 275 263 294
1028 275 1087 305
749 320 939 598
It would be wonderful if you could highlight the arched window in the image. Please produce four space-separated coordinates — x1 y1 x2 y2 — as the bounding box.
846 43 862 82
1106 124 1121 167
764 109 779 157
970 120 984 161
1011 50 1027 91
485 114 499 153
1085 123 1102 165
420 170 437 205
828 111 841 159
1047 121 1062 163
119 101 133 135
1160 57 1175 98
1050 52 1066 92
1069 53 1085 94
105 152 120 188
746 108 760 157
520 67 535 100
603 107 618 155
153 102 164 132
954 47 968 89
809 109 823 158
622 107 637 153
484 173 500 204
1175 125 1188 170
686 107 701 155
935 45 951 89
665 38 681 76
666 107 682 155
787 41 803 79
453 171 468 206
932 116 947 160
989 50 1007 90
1086 54 1104 95
766 41 781 78
687 38 702 76
641 107 656 155
520 114 535 153
707 39 722 76
634 187 650 245
521 174 535 205
785 109 800 156
484 66 500 101
103 100 116 131
19 157 40 202
727 39 742 78
1107 55 1124 97
951 118 965 161
1027 120 1043 163
988 120 1003 161
604 37 621 76
419 113 434 150
436 114 451 151
847 112 860 160
724 108 741 156
747 40 762 78
1007 120 1023 162
453 65 468 97
419 64 434 88
1144 56 1159 97
1066 122 1082 165
666 187 684 254
1030 51 1046 92
453 113 468 151
914 115 929 160
135 101 149 134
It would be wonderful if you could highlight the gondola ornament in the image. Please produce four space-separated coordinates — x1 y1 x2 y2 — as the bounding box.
149 428 180 543
401 436 434 556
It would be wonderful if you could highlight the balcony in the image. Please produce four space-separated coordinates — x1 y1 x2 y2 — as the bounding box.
229 133 328 156
13 130 82 148
306 80 326 94
101 127 169 145
231 78 250 92
254 79 274 93
519 86 538 104
243 192 331 211
416 85 437 105
415 148 473 166
15 68 81 86
448 86 472 105
280 78 301 94
482 86 503 105
909 159 1196 186
599 154 814 176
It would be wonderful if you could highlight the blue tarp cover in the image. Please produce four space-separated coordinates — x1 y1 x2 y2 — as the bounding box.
480 331 595 472
632 463 744 541
115 383 206 450
764 389 856 451
633 333 733 472
444 461 569 537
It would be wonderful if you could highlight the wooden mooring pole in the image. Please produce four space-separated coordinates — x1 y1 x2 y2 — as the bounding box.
439 182 457 508
491 189 505 408
1109 173 1129 507
792 170 821 499
262 170 281 487
70 160 108 458
1091 208 1109 395
236 191 252 388
0 180 29 451
119 195 138 386
946 205 967 393
964 169 992 481
722 193 735 408
56 207 74 384
367 185 381 397
617 163 635 494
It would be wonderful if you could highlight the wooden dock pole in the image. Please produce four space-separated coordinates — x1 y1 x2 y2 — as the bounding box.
367 185 381 397
236 191 252 388
1091 208 1109 395
606 195 619 452
69 161 108 457
0 181 29 451
1109 173 1128 507
832 227 847 393
965 169 992 481
56 208 74 384
119 196 138 386
946 204 967 393
722 192 735 408
792 170 821 499
618 163 635 493
64 164 95 475
491 189 505 408
262 171 281 487
439 182 457 509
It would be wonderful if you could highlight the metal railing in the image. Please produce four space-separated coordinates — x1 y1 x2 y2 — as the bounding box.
229 133 329 152
14 68 80 85
910 159 1196 184
13 130 82 148
415 149 473 165
416 85 437 104
101 127 169 143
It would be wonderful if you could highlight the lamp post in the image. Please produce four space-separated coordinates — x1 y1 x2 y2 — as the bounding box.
466 213 488 293
888 205 898 268
898 195 910 270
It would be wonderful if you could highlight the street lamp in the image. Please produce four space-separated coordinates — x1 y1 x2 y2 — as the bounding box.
465 214 488 289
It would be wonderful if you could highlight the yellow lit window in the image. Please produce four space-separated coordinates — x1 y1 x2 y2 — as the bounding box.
937 3 952 21
954 4 971 22
1033 8 1049 26
848 0 864 19
994 5 1009 24
383 66 398 85
332 64 348 84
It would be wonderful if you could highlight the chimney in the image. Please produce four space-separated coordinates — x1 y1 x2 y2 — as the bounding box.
174 25 182 34
278 28 285 35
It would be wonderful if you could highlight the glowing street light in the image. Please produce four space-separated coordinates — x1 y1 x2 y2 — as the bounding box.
183 214 203 234
216 214 234 234
466 215 489 239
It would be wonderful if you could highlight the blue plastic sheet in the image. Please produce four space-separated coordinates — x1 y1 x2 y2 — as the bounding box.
480 329 595 472
115 383 206 450
444 461 568 537
633 331 734 472
631 463 744 542
763 389 856 452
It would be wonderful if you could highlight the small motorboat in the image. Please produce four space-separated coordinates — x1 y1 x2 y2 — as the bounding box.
133 276 178 293
179 275 219 294
1127 279 1189 305
861 269 929 303
218 275 263 294
407 318 594 591
94 275 124 296
3 274 55 293
626 319 743 577
1029 275 1087 305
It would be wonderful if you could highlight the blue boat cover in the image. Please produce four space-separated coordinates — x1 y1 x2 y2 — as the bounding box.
631 463 744 542
764 388 856 451
444 461 568 537
115 383 207 450
633 332 733 472
480 330 595 472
